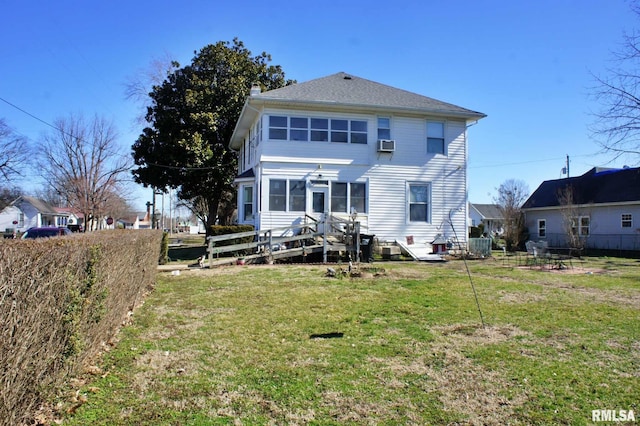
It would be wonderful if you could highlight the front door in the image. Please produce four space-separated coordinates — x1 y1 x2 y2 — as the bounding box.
309 186 329 231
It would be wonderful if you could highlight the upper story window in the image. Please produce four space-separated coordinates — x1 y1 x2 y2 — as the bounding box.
378 117 391 140
269 116 287 140
427 121 445 154
622 214 633 228
268 115 367 144
290 117 309 141
311 118 329 141
350 120 367 144
254 118 262 146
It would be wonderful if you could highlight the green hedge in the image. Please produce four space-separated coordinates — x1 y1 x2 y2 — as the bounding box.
208 225 255 246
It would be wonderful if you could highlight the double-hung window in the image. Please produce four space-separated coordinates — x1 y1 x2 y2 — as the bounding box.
427 121 445 154
289 180 306 211
350 120 368 144
331 182 348 212
538 219 546 238
350 183 366 213
310 118 329 141
622 214 632 228
408 183 430 222
331 182 367 213
290 117 308 141
243 186 254 221
331 119 348 143
377 117 391 140
269 116 287 140
571 216 590 236
269 180 287 211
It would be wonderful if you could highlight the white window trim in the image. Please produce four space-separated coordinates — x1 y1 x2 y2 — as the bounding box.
406 182 431 224
538 219 546 238
241 184 254 222
427 120 446 155
267 114 369 144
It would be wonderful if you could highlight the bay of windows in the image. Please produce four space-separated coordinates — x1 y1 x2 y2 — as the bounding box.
268 179 366 213
268 115 368 144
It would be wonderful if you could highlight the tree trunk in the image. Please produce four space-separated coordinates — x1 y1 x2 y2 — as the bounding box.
205 197 220 235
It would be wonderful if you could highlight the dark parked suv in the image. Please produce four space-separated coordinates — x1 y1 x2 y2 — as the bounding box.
21 227 72 239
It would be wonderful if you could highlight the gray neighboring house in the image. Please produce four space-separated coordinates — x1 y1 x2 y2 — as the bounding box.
0 196 69 234
469 203 503 236
230 72 486 246
521 167 640 251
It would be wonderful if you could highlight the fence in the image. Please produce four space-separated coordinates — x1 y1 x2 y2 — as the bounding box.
531 233 640 253
468 238 492 257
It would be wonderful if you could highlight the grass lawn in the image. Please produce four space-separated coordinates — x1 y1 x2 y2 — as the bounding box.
59 257 639 425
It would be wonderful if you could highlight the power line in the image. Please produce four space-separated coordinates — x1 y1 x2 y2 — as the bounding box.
0 96 61 133
468 153 595 169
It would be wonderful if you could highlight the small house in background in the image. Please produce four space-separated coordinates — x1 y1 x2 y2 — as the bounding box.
469 203 504 236
521 167 640 252
229 72 485 248
0 196 69 234
54 207 83 232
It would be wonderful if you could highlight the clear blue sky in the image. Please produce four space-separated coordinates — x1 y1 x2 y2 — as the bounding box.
1 0 637 211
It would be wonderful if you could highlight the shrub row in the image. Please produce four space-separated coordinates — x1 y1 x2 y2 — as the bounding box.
208 225 255 246
0 230 163 426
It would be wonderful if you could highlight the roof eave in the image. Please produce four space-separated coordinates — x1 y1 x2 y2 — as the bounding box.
253 96 486 120
229 96 486 150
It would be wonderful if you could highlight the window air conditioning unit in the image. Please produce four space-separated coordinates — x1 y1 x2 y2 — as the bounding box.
377 139 395 152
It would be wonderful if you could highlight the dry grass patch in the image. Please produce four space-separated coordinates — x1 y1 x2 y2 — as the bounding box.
369 324 530 426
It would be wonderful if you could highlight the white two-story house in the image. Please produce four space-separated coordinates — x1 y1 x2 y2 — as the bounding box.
229 72 485 246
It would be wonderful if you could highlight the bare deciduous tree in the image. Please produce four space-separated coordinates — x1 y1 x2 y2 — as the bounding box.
495 179 529 251
38 115 132 231
591 1 640 162
124 53 179 126
0 118 30 183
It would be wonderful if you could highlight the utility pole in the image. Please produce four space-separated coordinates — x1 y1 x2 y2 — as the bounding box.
566 154 570 178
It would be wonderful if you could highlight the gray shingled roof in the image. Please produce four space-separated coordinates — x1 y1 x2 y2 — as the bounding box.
230 72 486 149
253 72 485 118
470 203 503 220
13 196 60 215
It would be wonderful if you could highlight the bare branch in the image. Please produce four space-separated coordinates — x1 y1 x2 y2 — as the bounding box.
0 119 31 184
37 114 133 230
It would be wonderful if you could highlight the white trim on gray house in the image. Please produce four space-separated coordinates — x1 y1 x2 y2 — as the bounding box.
522 167 640 251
